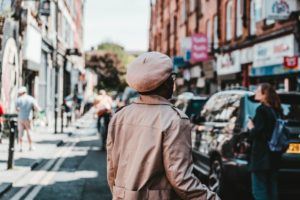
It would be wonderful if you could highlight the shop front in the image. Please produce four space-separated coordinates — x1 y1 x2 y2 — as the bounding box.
250 34 300 91
202 60 217 94
216 50 242 90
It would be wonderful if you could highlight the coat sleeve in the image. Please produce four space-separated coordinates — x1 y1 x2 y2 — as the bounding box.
163 118 219 200
249 106 266 140
106 122 115 192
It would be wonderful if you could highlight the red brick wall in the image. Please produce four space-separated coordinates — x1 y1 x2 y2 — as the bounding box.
149 0 298 56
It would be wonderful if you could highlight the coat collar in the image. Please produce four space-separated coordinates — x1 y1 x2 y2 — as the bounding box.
133 95 172 106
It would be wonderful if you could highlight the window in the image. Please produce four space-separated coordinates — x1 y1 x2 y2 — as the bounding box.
254 0 263 22
236 0 243 37
250 0 256 35
206 19 211 50
226 1 233 41
189 0 196 12
181 0 187 22
213 15 219 49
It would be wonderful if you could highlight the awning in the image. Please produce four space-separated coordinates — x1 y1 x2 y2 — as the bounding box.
173 56 189 71
250 64 300 77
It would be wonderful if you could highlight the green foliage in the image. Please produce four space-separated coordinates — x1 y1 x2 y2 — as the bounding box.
86 42 136 92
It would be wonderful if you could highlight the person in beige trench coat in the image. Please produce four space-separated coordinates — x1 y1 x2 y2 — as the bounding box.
107 52 220 200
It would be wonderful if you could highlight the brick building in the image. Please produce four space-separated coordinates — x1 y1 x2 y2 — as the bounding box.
149 0 300 93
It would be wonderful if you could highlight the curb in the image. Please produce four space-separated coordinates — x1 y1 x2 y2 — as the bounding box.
0 183 12 197
0 139 65 196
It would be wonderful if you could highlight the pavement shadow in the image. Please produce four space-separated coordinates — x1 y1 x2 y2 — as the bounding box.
32 138 111 200
14 158 38 168
35 140 63 145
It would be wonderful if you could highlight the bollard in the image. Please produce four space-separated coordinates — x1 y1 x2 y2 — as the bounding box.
4 114 18 170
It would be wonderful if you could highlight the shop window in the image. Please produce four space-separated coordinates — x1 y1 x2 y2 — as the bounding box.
236 0 243 37
213 15 219 49
250 0 256 35
254 0 263 22
181 0 187 23
189 0 196 12
206 19 211 51
226 1 233 41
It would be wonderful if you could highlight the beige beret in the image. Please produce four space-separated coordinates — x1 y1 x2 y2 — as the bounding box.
126 52 173 93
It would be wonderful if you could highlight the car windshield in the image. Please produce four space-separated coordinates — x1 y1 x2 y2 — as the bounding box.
202 93 243 122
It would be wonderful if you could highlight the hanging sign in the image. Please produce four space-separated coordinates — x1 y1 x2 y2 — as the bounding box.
265 0 299 20
191 33 208 63
284 56 298 69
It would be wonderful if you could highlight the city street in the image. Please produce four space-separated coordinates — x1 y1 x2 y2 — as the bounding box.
0 112 111 200
0 0 299 199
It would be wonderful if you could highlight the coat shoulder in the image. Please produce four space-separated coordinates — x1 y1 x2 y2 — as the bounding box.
169 105 189 120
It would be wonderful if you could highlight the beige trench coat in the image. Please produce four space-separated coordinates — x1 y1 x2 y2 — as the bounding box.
107 95 219 200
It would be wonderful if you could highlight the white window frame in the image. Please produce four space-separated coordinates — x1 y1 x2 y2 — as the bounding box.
254 0 263 22
226 1 233 41
206 19 211 50
213 15 219 49
181 0 187 23
250 0 256 35
236 0 243 37
189 0 196 12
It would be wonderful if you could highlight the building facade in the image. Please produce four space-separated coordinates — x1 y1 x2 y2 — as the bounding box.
149 0 300 94
0 0 85 127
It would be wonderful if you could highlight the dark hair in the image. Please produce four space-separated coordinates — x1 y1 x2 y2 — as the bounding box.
139 75 174 99
259 83 282 113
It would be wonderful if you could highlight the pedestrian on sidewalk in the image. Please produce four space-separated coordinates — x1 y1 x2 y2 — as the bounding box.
94 90 113 150
16 87 40 152
107 52 219 200
247 83 282 200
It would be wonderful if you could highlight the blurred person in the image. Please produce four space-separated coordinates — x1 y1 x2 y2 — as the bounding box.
122 86 138 105
16 87 40 152
63 96 73 126
94 90 113 150
247 83 282 200
107 52 219 200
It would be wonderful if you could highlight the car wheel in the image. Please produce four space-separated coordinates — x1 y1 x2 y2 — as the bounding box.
208 159 223 195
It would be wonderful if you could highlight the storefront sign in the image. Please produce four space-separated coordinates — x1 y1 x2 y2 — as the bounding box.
284 56 298 69
253 34 296 68
191 33 208 63
183 69 191 81
216 50 241 75
196 78 205 88
203 60 215 79
240 47 253 64
265 0 299 20
190 65 201 78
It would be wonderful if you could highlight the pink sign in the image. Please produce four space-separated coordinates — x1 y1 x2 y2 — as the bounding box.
191 33 208 63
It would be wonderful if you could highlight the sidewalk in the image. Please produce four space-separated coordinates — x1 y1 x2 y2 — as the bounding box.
0 123 70 196
0 108 99 196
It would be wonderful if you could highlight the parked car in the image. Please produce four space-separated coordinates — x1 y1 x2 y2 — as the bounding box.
175 93 207 120
191 90 300 200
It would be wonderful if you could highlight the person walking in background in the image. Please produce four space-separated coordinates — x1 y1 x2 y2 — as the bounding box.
16 87 40 152
247 83 282 200
94 90 113 150
107 52 219 200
